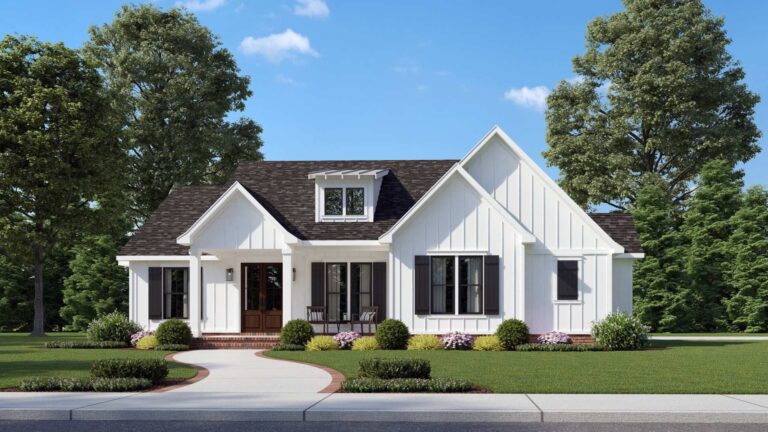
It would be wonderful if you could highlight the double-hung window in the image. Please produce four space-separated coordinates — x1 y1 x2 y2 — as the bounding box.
557 260 579 301
326 263 348 322
163 268 189 319
430 256 483 315
324 187 365 217
430 257 455 314
459 256 483 314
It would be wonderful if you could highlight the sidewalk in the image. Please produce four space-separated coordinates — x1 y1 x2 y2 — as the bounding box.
2 392 767 423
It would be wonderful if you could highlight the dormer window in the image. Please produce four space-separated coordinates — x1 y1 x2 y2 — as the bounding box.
324 187 364 216
309 169 389 222
346 188 364 215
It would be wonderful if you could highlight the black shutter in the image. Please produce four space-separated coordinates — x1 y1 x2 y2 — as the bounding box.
557 261 579 300
414 256 430 315
483 256 500 315
148 267 163 319
311 262 325 306
372 262 386 323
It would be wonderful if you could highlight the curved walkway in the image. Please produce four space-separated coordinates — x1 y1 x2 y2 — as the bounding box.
169 349 332 393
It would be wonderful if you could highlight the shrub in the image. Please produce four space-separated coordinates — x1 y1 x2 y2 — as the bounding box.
91 358 169 384
358 358 431 379
537 331 572 344
351 336 380 351
591 312 649 351
441 332 474 350
45 340 128 349
130 330 154 346
136 335 159 350
375 319 410 350
155 319 192 345
496 319 529 350
90 377 153 392
342 377 472 393
407 334 443 350
86 311 142 343
271 343 306 351
18 377 152 392
516 343 602 352
472 335 503 351
154 344 190 351
280 319 314 346
305 335 338 351
333 331 361 349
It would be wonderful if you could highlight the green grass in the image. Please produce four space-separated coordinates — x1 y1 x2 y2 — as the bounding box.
0 333 197 389
266 340 768 394
651 332 768 336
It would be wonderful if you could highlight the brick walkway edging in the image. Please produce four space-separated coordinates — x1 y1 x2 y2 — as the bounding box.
254 350 344 393
153 352 211 393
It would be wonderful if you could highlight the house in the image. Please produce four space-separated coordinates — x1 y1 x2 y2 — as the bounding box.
117 127 643 339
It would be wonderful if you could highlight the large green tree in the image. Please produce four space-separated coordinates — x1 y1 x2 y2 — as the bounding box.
85 4 264 221
545 0 760 209
0 35 123 335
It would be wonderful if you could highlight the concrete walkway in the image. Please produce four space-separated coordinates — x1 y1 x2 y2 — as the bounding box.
169 349 332 393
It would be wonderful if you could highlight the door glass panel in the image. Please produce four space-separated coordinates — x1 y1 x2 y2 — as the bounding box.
326 263 347 321
245 265 261 310
265 265 282 311
351 263 372 316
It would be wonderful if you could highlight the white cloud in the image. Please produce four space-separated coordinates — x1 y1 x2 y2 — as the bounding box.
294 0 329 18
276 74 299 86
503 85 551 112
177 0 226 12
239 29 319 63
393 59 419 74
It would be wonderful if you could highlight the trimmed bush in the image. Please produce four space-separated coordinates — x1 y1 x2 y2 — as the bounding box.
472 335 503 351
136 335 158 350
441 331 474 350
154 344 190 351
591 312 649 351
537 331 572 344
333 331 361 349
18 377 152 392
271 343 306 351
306 335 338 351
90 377 153 392
130 330 154 346
516 343 602 352
91 358 169 384
280 319 314 346
407 334 443 350
155 319 193 346
342 377 472 393
358 358 431 379
45 340 128 349
86 311 142 343
351 336 380 351
375 319 410 350
496 319 529 350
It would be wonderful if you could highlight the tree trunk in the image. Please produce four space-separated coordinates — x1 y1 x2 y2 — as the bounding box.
31 244 45 336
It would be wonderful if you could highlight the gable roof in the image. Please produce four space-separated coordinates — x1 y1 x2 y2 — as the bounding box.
589 212 643 253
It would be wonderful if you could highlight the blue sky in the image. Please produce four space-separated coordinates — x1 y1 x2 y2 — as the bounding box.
2 0 766 188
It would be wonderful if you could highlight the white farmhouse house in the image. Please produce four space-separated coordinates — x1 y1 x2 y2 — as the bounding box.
117 127 643 341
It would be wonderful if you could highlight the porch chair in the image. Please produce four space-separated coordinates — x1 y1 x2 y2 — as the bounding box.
306 306 328 335
353 306 378 335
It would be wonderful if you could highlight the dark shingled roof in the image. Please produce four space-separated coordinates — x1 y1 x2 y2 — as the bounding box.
120 161 643 255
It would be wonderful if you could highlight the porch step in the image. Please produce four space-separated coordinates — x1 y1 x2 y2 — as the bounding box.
191 333 281 350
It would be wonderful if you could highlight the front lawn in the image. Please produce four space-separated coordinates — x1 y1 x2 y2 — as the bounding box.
266 340 768 393
0 333 197 389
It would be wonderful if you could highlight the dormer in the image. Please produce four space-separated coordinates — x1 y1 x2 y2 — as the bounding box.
309 169 389 222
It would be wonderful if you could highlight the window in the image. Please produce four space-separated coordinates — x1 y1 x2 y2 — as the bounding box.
351 263 372 316
557 260 579 301
326 263 347 321
265 264 282 311
346 188 364 215
459 256 483 314
430 257 454 314
323 186 365 217
324 188 343 216
163 268 189 319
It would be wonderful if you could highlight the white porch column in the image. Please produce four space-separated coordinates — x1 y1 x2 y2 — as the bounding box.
282 247 293 326
188 249 202 337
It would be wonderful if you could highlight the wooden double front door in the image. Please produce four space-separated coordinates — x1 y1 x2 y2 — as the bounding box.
241 263 282 332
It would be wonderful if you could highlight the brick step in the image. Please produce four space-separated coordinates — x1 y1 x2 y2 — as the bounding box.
191 341 278 349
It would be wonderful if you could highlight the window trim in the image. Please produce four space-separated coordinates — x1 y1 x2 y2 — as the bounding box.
428 255 486 316
163 267 189 319
323 188 344 216
458 256 484 315
555 258 581 303
319 185 369 220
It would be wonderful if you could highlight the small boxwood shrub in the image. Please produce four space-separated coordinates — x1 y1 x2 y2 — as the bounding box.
472 335 503 351
271 343 306 351
281 319 314 346
45 340 128 349
407 334 443 350
342 377 472 393
351 336 380 351
516 343 602 352
495 319 529 350
305 335 338 351
19 377 152 392
358 358 431 379
591 312 649 351
91 358 169 384
155 344 190 351
86 311 142 343
155 319 192 346
441 331 474 350
375 319 410 350
136 335 158 350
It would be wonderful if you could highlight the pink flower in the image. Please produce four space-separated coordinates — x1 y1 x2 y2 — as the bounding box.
333 331 361 349
441 332 475 350
537 331 572 344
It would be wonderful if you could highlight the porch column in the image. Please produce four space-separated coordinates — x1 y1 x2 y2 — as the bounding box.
189 249 202 337
282 247 293 326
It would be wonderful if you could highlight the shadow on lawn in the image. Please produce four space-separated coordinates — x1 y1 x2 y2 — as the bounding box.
651 340 758 348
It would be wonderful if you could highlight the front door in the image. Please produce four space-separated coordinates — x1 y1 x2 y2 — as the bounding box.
241 263 282 332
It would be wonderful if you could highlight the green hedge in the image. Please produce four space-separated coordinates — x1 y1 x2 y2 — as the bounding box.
358 358 431 379
271 343 306 351
154 344 190 351
86 311 142 343
45 340 128 349
155 319 193 345
342 377 472 393
19 377 152 392
495 319 529 350
91 358 169 384
515 343 603 352
375 319 410 350
280 319 314 346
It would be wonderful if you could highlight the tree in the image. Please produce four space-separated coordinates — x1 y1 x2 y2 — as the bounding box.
85 4 264 221
723 186 768 332
61 235 128 331
0 35 123 336
673 160 743 331
630 175 686 331
545 0 760 209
